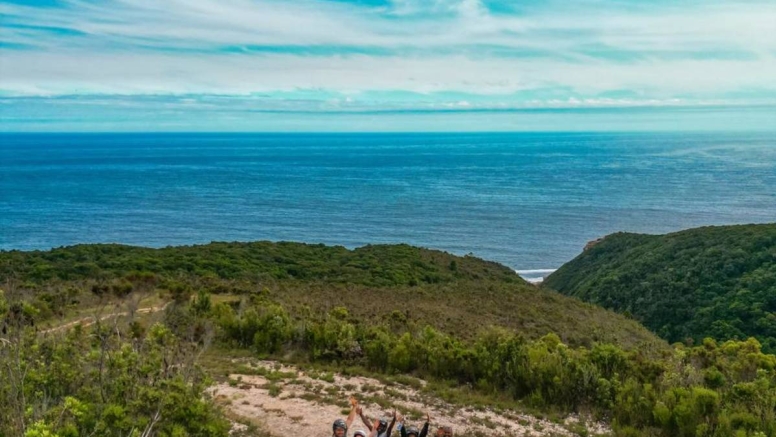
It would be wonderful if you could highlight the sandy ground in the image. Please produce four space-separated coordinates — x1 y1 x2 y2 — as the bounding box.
210 360 610 437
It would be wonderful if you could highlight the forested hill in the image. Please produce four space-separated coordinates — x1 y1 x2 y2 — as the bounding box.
0 241 663 349
544 223 776 352
0 242 517 287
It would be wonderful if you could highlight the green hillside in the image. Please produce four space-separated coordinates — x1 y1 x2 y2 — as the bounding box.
544 224 776 352
0 241 663 349
3 241 775 436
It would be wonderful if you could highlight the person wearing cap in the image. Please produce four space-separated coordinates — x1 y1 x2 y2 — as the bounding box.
358 407 397 437
332 396 359 437
399 412 430 437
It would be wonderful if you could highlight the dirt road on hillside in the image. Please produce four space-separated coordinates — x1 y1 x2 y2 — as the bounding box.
40 302 170 335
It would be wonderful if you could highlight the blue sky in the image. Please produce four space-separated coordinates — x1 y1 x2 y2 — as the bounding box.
1 0 775 131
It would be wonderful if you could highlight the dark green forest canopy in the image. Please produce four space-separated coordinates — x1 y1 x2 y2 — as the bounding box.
544 223 776 352
0 241 664 350
0 241 517 286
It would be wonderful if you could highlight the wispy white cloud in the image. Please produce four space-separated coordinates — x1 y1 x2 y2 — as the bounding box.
3 50 775 100
1 0 775 130
3 0 773 52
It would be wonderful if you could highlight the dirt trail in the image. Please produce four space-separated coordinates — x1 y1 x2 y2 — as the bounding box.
40 302 170 334
211 360 609 437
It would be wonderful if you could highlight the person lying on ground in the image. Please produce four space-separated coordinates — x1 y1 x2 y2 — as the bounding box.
354 418 381 437
400 412 430 437
332 396 360 437
358 407 397 437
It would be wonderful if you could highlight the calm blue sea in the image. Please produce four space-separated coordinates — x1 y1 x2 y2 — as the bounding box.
2 132 775 280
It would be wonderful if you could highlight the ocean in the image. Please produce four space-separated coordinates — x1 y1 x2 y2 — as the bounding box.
2 132 775 281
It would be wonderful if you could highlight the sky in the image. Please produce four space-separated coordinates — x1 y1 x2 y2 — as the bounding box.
1 0 775 131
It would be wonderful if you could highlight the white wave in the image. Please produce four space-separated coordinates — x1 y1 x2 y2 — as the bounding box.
515 269 557 274
515 269 557 283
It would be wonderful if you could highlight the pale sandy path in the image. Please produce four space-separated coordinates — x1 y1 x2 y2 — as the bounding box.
40 302 170 334
211 360 610 437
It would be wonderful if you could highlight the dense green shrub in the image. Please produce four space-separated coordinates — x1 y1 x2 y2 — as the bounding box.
0 313 229 436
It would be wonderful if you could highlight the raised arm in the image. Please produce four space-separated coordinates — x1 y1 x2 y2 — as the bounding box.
358 406 373 431
386 410 397 437
346 396 359 429
419 412 430 437
369 419 381 437
399 413 407 437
